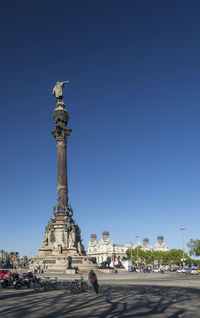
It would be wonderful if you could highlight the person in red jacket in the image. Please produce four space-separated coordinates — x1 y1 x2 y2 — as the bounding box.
88 269 99 294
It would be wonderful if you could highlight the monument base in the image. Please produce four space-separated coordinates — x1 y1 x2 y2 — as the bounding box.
30 254 97 274
65 269 76 274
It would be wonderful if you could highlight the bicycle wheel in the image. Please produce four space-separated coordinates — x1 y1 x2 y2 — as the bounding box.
34 282 41 292
43 282 50 291
81 282 88 292
77 283 83 293
70 282 77 293
55 282 61 290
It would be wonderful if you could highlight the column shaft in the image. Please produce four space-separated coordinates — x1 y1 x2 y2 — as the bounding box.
57 140 68 212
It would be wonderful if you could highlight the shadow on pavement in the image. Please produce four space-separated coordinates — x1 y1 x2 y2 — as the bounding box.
0 284 200 317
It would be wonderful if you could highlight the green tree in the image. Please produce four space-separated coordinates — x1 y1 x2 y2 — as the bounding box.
0 250 5 263
126 248 191 265
168 249 191 265
23 256 29 263
187 239 200 257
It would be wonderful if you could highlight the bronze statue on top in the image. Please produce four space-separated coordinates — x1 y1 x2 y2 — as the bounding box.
52 81 69 103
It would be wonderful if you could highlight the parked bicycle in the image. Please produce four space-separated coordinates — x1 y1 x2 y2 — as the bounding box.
33 277 60 292
70 276 88 293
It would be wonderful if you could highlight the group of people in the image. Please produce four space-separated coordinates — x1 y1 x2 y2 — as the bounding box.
33 264 44 274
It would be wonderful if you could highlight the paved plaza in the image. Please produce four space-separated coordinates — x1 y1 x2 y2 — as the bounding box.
0 272 200 318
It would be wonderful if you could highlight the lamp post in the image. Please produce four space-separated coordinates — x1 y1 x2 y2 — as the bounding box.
180 228 185 266
130 241 133 260
135 235 139 265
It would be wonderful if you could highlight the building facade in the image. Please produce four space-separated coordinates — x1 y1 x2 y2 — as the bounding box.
133 236 168 252
153 236 168 251
87 232 131 264
88 234 168 264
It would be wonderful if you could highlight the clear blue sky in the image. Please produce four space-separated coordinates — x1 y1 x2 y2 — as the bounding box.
1 0 200 257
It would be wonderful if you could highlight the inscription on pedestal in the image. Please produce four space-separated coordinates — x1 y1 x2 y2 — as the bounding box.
72 260 83 264
43 260 56 264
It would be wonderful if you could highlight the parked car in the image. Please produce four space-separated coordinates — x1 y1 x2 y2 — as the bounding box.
152 268 160 273
177 268 186 273
169 268 177 272
190 267 198 275
185 268 191 274
185 267 198 275
0 270 18 279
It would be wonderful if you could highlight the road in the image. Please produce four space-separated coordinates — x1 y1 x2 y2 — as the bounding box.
0 272 200 317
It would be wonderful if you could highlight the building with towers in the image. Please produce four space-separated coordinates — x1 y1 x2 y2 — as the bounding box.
88 233 168 264
87 232 131 263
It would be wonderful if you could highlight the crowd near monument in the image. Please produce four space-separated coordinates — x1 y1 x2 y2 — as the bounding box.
31 82 95 272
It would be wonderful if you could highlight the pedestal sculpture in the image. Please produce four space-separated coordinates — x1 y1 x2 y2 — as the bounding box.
32 81 95 272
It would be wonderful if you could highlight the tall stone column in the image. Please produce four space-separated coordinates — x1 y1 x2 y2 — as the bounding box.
51 102 72 219
35 82 95 270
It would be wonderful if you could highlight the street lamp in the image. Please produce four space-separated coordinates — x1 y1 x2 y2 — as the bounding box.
180 228 186 265
129 241 133 260
135 235 139 265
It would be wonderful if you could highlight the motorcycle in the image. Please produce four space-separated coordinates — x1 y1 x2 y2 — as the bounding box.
2 276 14 288
22 273 38 286
13 277 30 289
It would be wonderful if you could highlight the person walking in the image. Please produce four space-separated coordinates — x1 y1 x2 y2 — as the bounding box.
88 269 99 294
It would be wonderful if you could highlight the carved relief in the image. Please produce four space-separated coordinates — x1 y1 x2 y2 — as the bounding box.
69 235 74 248
53 108 69 125
57 257 66 264
41 232 48 247
50 231 56 243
